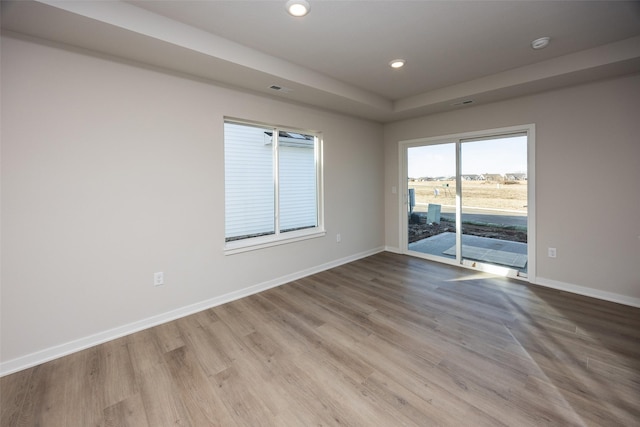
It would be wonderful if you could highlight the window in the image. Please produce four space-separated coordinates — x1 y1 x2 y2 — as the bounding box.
224 119 324 253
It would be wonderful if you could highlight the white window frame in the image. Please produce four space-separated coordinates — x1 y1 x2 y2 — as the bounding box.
398 124 536 282
224 118 325 255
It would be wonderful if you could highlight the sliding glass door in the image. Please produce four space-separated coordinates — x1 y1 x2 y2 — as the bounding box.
403 126 533 279
406 143 457 263
460 135 528 275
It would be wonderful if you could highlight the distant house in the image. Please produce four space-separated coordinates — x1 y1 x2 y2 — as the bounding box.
483 173 505 181
462 174 485 181
505 172 527 180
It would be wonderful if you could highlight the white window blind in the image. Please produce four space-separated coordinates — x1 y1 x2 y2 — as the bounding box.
224 120 322 247
224 122 275 240
279 143 317 232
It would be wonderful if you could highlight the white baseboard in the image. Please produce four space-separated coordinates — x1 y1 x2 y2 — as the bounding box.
0 246 385 377
7 247 633 377
385 247 639 308
534 276 640 309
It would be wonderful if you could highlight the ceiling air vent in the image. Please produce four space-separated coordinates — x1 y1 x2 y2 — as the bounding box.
269 85 293 93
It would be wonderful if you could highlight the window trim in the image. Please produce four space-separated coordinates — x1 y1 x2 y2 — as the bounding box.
223 118 325 255
398 123 536 282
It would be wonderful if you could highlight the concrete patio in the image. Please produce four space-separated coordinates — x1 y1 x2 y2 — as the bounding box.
408 232 528 272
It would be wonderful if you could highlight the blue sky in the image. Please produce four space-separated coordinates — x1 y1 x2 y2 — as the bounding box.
407 135 527 178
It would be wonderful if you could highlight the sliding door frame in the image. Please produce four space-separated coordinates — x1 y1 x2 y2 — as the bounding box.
398 124 536 283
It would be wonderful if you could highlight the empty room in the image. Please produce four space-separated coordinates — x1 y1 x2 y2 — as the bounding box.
1 1 639 425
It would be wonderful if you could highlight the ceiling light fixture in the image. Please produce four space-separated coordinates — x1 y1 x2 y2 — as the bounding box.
531 37 550 50
389 59 406 69
286 0 310 17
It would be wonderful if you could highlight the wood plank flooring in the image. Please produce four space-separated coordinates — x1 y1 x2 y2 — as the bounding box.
2 252 640 426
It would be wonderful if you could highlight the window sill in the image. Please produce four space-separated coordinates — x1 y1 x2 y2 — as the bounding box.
224 229 326 255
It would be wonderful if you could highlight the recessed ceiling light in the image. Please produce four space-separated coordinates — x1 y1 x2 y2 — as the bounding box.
531 37 550 50
286 0 310 17
389 59 406 69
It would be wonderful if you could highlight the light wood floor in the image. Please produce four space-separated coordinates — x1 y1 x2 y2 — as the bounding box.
2 252 640 426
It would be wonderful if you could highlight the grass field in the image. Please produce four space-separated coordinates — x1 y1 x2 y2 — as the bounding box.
409 179 527 212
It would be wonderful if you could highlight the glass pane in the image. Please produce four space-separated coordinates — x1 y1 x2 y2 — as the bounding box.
407 143 457 260
279 132 317 232
461 135 528 273
224 122 275 241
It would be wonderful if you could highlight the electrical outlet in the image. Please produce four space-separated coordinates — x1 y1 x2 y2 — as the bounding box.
548 248 557 258
154 272 164 286
336 233 341 243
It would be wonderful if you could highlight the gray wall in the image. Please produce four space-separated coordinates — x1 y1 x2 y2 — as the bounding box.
384 73 640 301
3 32 639 372
1 35 384 366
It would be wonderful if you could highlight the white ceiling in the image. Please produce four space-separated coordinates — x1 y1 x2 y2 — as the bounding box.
3 0 640 122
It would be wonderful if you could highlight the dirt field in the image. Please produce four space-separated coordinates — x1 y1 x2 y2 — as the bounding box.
408 179 528 244
408 219 528 243
409 179 527 212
